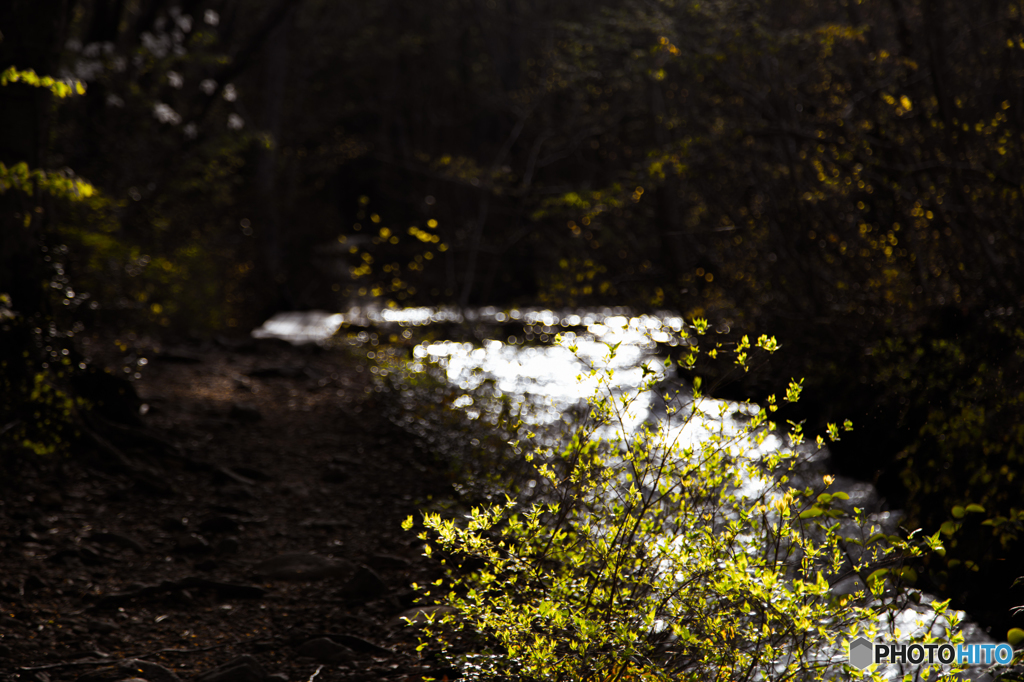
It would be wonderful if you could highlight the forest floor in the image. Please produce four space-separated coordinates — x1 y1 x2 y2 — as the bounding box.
0 337 462 682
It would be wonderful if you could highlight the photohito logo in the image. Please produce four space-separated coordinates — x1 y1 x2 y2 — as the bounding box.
848 637 1014 669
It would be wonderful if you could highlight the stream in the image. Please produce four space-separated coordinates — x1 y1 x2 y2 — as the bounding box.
253 306 1002 679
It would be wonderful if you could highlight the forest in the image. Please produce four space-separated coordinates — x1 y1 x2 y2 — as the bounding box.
2 0 1024 679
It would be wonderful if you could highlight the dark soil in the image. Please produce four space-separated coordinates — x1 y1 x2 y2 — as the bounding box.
0 339 459 682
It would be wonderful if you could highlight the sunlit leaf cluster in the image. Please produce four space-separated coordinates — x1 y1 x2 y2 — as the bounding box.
406 325 965 682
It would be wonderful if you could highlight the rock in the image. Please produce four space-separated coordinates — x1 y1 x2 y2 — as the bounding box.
117 659 181 682
213 467 256 486
161 517 188 532
304 633 392 657
231 466 272 482
39 490 64 509
295 637 352 663
228 402 262 423
131 472 177 497
368 553 411 570
79 546 106 565
389 605 457 627
23 575 47 593
86 618 119 634
333 564 386 602
91 585 151 609
321 464 348 484
231 374 255 392
215 538 241 555
199 516 242 534
208 503 252 515
175 533 210 554
49 547 104 566
75 671 119 682
252 552 348 581
223 485 257 501
87 532 146 553
177 576 266 599
195 655 266 682
298 518 351 529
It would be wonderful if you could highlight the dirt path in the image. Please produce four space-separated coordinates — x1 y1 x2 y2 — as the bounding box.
1 339 456 682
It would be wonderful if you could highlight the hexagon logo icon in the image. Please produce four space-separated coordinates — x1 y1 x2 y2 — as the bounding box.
849 637 874 669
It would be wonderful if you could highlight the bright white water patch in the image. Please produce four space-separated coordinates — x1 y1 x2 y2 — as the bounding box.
252 310 345 343
270 304 673 334
412 316 668 429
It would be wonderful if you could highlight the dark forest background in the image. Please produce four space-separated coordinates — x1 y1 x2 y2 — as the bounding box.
2 0 1023 637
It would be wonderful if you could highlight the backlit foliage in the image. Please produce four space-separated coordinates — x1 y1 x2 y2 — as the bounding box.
335 196 449 303
523 0 1021 321
0 67 86 98
406 327 969 682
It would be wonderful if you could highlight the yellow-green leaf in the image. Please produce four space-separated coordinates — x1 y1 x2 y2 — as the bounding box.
867 568 888 584
898 566 918 582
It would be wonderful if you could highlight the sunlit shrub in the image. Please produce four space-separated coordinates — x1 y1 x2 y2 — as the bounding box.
405 325 963 682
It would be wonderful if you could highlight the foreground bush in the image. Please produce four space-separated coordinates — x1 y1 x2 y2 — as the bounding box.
405 326 967 682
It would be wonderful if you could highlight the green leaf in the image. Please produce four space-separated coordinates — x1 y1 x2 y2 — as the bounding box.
898 566 918 582
951 505 965 519
799 507 823 519
965 503 986 514
867 568 889 584
1008 628 1024 645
